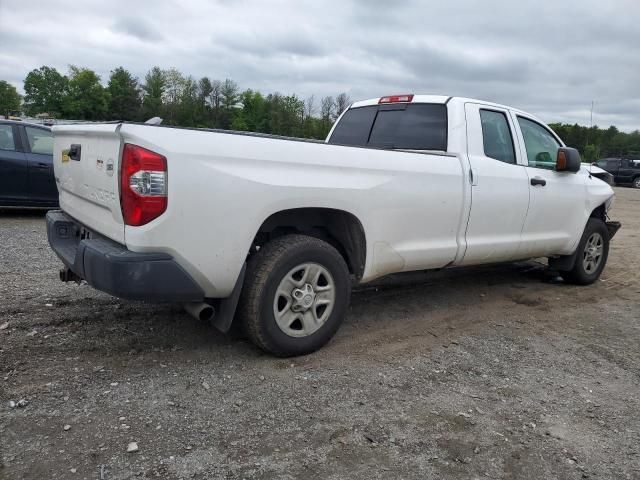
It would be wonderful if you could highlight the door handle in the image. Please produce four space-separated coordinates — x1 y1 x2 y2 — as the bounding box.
530 177 546 187
68 144 81 161
34 162 50 169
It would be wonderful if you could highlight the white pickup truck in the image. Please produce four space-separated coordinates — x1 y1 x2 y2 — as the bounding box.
47 94 620 356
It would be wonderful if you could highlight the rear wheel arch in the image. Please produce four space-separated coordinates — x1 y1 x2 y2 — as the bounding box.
250 207 367 280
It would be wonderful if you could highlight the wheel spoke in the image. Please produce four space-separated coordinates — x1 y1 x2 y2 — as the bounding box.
302 264 320 285
315 290 333 304
301 310 317 334
275 291 292 315
282 273 300 290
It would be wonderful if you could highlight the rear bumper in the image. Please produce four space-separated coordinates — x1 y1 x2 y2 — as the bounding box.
46 210 205 302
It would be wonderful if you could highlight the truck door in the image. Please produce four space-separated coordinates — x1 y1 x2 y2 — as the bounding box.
22 125 57 204
459 103 530 265
0 124 29 205
511 114 588 257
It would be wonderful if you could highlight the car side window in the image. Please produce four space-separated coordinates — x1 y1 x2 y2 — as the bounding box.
517 117 560 170
479 109 516 164
25 127 53 155
607 159 619 170
0 125 16 151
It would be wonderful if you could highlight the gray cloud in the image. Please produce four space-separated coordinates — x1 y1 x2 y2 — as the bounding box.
0 0 638 130
112 17 162 41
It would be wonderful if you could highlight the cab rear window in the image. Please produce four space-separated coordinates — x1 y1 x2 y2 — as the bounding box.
328 103 447 151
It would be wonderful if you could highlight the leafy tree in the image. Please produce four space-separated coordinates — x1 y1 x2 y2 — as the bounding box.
163 68 186 124
177 76 199 126
221 79 239 109
551 122 640 158
583 144 600 163
142 66 166 119
197 77 213 124
0 80 21 115
23 66 68 116
64 66 109 120
239 89 269 132
231 114 248 131
218 79 239 129
107 67 141 121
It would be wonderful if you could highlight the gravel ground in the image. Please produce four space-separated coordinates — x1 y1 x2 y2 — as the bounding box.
1 187 639 480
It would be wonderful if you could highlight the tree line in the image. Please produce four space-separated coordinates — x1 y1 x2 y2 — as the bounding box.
0 65 352 140
0 65 639 154
548 122 640 162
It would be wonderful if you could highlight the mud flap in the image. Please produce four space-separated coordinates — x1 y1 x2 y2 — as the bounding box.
211 263 246 333
548 252 577 272
606 221 621 239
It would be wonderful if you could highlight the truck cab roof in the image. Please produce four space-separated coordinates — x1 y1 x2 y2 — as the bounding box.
350 94 539 121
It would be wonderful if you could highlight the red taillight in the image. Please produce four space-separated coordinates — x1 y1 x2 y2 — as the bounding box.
379 94 414 104
120 143 167 226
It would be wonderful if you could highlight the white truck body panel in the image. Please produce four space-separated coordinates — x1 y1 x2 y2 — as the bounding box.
51 96 615 299
119 123 467 295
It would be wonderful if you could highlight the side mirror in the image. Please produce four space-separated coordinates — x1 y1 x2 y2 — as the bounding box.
556 147 581 173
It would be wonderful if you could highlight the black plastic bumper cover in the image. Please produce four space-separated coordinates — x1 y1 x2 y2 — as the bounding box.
46 210 205 302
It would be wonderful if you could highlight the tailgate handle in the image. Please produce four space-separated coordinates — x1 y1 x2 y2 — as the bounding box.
68 144 81 161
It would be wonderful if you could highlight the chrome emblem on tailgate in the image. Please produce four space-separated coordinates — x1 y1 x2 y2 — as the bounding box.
83 184 117 205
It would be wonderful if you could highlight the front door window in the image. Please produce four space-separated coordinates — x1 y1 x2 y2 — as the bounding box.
517 117 560 170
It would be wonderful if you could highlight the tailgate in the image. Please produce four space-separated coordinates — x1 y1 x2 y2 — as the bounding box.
52 123 125 243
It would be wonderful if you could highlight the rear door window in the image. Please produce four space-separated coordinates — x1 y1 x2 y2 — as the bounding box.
328 103 447 151
479 109 516 164
0 124 16 151
25 127 53 155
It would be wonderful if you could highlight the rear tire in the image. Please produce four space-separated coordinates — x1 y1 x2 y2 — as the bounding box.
559 218 609 285
237 234 351 356
633 176 640 188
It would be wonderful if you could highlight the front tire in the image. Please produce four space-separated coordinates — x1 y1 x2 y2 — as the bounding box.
237 234 351 356
559 218 610 285
633 176 640 188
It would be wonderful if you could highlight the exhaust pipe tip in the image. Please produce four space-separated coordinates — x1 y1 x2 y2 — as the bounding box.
183 302 215 323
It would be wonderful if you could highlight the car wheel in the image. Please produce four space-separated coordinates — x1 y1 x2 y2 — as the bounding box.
238 234 351 356
559 218 610 285
633 176 640 188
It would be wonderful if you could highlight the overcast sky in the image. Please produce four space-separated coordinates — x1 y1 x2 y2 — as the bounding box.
1 0 639 130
